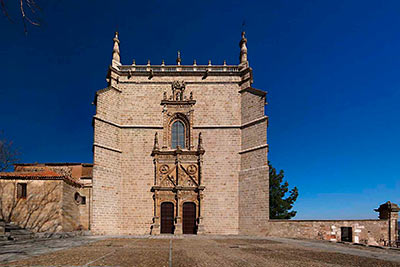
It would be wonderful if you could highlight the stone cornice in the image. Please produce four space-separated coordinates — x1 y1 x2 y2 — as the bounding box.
239 87 267 97
119 81 240 85
93 115 267 130
241 116 268 129
93 143 122 153
93 116 163 129
193 125 241 129
119 64 239 73
238 144 268 154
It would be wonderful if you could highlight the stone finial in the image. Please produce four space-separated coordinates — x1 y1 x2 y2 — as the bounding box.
208 60 212 66
193 59 197 66
223 60 227 66
161 59 165 66
176 51 181 65
112 32 121 66
153 132 159 151
239 31 248 66
147 59 151 66
198 132 204 151
132 59 136 66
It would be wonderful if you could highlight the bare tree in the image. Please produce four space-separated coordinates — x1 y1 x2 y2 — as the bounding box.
0 133 19 172
1 0 41 33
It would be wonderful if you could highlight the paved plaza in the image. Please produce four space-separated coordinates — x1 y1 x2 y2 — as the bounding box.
1 236 400 266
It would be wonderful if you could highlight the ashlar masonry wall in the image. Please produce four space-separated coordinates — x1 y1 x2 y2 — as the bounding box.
267 220 391 246
92 56 273 235
93 71 245 235
0 179 65 232
239 71 270 235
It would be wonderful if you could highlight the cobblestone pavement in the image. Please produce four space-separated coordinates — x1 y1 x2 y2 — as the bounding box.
1 236 400 266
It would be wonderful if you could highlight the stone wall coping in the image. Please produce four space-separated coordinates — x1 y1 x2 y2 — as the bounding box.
0 176 82 188
14 163 92 166
239 87 267 97
118 65 240 74
93 143 122 153
241 116 268 129
269 219 385 222
239 144 268 154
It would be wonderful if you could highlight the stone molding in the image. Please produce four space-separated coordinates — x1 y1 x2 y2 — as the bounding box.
241 116 268 129
93 116 162 129
194 125 241 129
239 87 267 97
270 219 384 222
238 144 268 154
93 115 267 130
118 81 240 85
93 142 122 153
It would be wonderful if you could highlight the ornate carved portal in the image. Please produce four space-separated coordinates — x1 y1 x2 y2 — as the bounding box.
151 81 205 235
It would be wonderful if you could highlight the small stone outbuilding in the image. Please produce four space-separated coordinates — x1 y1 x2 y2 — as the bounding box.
0 163 92 232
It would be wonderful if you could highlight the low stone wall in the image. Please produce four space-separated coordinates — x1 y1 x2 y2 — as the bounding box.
267 219 389 246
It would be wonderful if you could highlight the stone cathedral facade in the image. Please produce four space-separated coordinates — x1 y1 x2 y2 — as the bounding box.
0 32 398 244
91 32 269 235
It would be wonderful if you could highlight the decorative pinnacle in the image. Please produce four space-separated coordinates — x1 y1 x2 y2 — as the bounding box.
239 31 248 65
193 59 197 66
176 51 181 65
161 59 165 66
198 132 204 151
153 132 159 151
112 32 121 65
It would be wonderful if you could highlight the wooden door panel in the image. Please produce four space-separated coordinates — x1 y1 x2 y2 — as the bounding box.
183 202 196 234
161 202 174 234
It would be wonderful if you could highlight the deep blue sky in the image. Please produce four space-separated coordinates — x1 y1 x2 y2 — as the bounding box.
1 1 399 219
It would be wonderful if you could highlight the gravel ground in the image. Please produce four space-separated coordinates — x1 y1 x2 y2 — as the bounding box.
1 236 400 266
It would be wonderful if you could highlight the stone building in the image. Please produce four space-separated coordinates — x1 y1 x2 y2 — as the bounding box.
0 163 92 232
0 31 398 246
92 32 269 235
91 32 399 244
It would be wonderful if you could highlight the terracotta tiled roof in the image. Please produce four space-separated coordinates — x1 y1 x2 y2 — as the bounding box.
0 169 63 178
0 169 82 187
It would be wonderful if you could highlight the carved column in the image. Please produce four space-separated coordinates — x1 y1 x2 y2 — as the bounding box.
197 190 205 234
175 190 183 234
152 192 160 235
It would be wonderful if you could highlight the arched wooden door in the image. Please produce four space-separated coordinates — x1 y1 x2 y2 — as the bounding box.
161 202 174 234
183 202 197 234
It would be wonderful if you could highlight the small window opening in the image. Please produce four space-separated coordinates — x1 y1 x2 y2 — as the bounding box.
74 192 81 204
17 183 27 199
171 120 185 149
341 227 353 242
74 192 86 205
